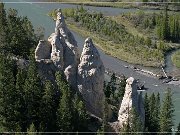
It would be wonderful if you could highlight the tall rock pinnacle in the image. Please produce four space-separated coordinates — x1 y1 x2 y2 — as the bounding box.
35 9 79 88
118 77 145 128
56 9 79 88
77 38 105 117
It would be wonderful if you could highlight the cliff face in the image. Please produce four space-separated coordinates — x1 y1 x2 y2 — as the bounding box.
77 38 105 117
118 77 145 128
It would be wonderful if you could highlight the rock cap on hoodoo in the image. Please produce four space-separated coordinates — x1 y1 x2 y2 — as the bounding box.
126 77 134 85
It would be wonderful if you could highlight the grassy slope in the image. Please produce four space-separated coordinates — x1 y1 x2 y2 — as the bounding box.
66 20 161 67
112 12 180 68
108 15 147 38
172 50 180 68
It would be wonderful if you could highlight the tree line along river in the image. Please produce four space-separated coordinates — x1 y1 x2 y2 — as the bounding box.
3 0 180 127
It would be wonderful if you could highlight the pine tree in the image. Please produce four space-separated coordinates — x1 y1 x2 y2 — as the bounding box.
27 123 36 135
155 92 160 131
118 77 126 100
148 93 156 132
56 71 73 132
147 93 160 132
0 54 20 131
0 3 8 53
24 53 43 130
104 82 112 98
144 93 150 132
16 68 27 131
73 94 89 132
120 107 143 135
160 89 174 133
110 73 116 93
6 9 37 58
130 108 143 134
39 80 56 132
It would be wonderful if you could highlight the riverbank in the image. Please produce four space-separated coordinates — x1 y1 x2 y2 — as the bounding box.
47 1 180 12
48 8 168 67
66 20 163 67
172 50 180 68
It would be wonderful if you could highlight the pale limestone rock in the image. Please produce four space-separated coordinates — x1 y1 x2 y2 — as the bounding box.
55 9 79 88
118 77 145 128
77 37 105 117
35 40 51 61
35 9 79 88
48 33 64 70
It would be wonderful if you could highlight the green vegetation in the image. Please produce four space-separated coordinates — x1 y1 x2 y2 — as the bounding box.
105 73 175 133
144 90 174 133
122 8 180 42
48 7 172 67
0 3 89 132
159 89 174 133
121 108 143 134
172 50 180 68
0 2 178 133
0 53 89 132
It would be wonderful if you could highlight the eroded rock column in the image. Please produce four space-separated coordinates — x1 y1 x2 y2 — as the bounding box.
118 77 145 128
77 37 105 117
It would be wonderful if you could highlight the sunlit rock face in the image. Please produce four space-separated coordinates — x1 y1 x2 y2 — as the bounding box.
35 9 79 88
35 40 51 61
118 77 145 128
77 37 105 117
35 10 106 118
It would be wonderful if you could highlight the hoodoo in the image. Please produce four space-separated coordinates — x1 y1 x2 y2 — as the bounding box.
35 9 106 118
77 38 105 117
118 77 145 128
35 9 79 88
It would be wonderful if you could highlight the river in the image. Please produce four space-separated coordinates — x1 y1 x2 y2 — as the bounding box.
3 0 180 127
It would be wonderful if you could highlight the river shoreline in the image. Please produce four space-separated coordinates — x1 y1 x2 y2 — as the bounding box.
34 0 180 12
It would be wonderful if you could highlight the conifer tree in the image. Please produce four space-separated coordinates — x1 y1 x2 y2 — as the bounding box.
39 80 56 132
160 89 174 133
110 73 116 93
148 93 156 132
130 108 143 134
16 68 27 131
0 3 8 53
118 77 126 99
73 94 89 132
155 92 160 131
56 71 73 132
0 54 20 131
120 107 143 135
144 93 150 132
24 53 43 130
27 123 36 135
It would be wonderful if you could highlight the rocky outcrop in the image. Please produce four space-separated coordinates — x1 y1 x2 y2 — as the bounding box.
48 33 64 70
56 9 79 88
118 77 145 128
35 40 51 61
35 9 106 118
77 38 105 117
35 9 79 88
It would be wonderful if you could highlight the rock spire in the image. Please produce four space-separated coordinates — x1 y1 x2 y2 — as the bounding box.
118 77 145 128
77 37 105 117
